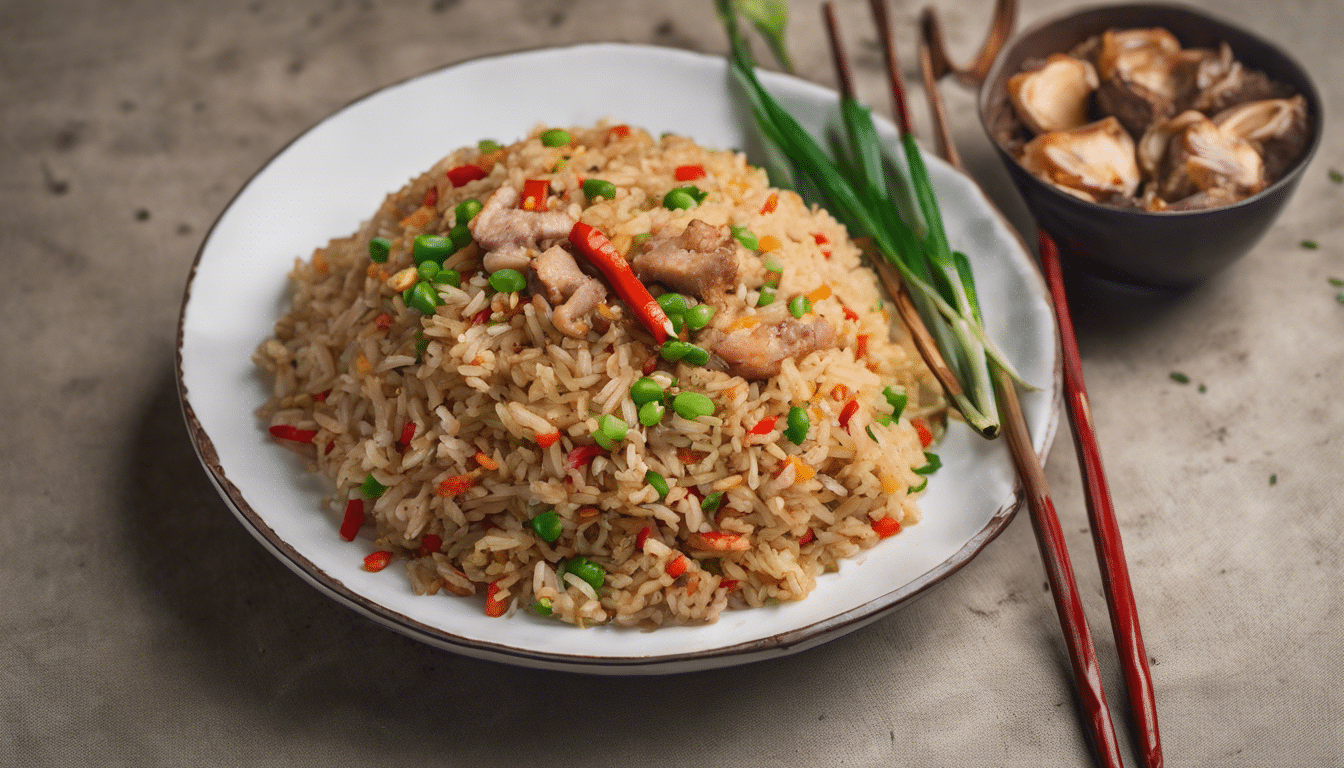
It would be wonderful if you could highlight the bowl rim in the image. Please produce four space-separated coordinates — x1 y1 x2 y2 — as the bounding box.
977 0 1325 220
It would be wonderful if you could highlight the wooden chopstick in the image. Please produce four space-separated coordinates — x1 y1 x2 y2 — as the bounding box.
904 2 1165 766
824 2 1134 766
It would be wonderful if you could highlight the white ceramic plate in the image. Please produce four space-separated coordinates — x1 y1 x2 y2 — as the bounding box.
177 43 1059 674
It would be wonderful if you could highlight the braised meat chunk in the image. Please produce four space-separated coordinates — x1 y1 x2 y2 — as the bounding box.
470 185 576 273
632 219 738 299
712 316 836 380
530 245 607 338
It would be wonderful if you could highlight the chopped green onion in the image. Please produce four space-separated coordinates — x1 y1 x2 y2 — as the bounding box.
865 425 878 442
533 597 553 616
529 509 563 543
672 392 716 420
599 414 629 442
449 221 473 251
784 406 809 445
583 178 618 200
756 287 776 307
413 234 453 265
540 128 571 147
657 292 689 316
914 452 942 475
639 400 666 427
909 476 929 493
788 295 810 318
360 473 387 498
1330 169 1344 184
478 139 503 153
630 377 665 406
368 237 391 263
414 333 430 359
883 386 907 419
408 281 441 314
566 556 605 590
489 268 526 293
455 198 482 224
684 303 716 331
432 268 461 287
701 491 724 514
417 260 440 280
730 225 758 250
645 470 670 500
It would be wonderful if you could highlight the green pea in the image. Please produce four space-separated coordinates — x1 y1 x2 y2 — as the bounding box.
669 314 686 335
593 430 615 450
431 268 461 287
730 225 757 250
529 509 563 543
454 198 482 224
764 257 783 273
662 188 697 210
638 400 665 427
408 281 442 314
672 392 715 420
631 233 652 249
883 386 907 419
756 287 776 307
660 340 694 362
583 178 617 200
630 377 665 406
413 234 453 265
540 128 571 147
566 556 605 590
478 139 503 153
681 185 708 203
368 237 392 263
533 597 553 616
684 303 715 331
657 292 689 316
599 414 629 442
914 451 942 475
681 344 709 366
785 406 809 445
489 268 526 293
788 295 811 319
645 469 670 500
360 473 387 498
701 491 723 514
449 221 473 251
875 412 894 427
402 286 416 306
417 260 440 280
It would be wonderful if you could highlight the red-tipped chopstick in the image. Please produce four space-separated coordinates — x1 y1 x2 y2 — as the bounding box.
1038 231 1164 768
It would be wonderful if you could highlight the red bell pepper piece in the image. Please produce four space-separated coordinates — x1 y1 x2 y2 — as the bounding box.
269 424 317 443
635 526 651 551
363 550 393 572
446 164 487 187
520 178 549 211
912 418 933 448
760 192 778 214
798 529 815 546
747 415 778 436
339 499 364 542
418 534 442 558
838 400 859 431
674 164 705 181
397 422 416 447
422 186 438 207
719 579 739 591
842 306 859 323
872 516 902 538
666 555 688 578
568 222 673 343
566 443 606 471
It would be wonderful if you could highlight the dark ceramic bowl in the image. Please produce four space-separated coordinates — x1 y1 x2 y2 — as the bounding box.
979 3 1323 288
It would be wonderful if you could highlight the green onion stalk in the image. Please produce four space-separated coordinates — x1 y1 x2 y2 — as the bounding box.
716 1 1028 438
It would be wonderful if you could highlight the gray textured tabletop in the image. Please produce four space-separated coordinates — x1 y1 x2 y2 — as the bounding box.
3 1 1341 765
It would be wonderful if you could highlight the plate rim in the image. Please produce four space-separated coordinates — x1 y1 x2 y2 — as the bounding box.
175 41 1061 673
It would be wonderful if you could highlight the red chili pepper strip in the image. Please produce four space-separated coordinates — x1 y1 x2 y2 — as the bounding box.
635 526 651 551
520 178 549 211
536 431 562 449
418 534 442 558
339 499 364 542
812 233 829 244
269 424 317 443
873 516 902 539
567 443 606 471
747 415 779 436
856 334 870 359
842 307 859 323
569 222 673 343
666 555 688 578
798 529 815 546
398 422 416 447
719 579 740 591
374 313 394 330
912 418 933 448
422 186 438 207
447 164 487 187
435 475 475 497
484 581 508 617
363 550 393 572
674 164 706 181
760 192 778 214
838 400 860 431
472 308 492 324
313 389 330 403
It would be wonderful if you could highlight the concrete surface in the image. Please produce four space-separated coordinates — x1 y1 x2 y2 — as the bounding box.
2 1 1340 766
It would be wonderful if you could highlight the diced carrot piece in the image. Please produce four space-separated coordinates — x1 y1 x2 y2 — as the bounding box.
666 555 688 578
473 451 499 471
856 334 870 359
831 384 849 401
484 581 508 617
806 284 832 303
760 192 778 214
363 550 393 572
339 499 364 542
435 475 475 497
608 124 631 139
747 415 779 436
912 418 933 448
728 315 761 332
779 455 816 482
757 234 782 252
873 516 902 538
536 431 562 449
400 206 433 229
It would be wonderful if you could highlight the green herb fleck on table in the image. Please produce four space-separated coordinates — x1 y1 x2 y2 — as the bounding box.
1301 240 1319 250
1169 372 1190 384
1270 474 1278 486
1336 292 1344 305
1329 277 1344 287
1330 168 1343 184
1198 384 1207 393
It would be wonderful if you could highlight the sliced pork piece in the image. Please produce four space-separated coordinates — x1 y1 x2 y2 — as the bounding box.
631 219 738 299
469 185 576 273
531 245 607 338
712 316 836 380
